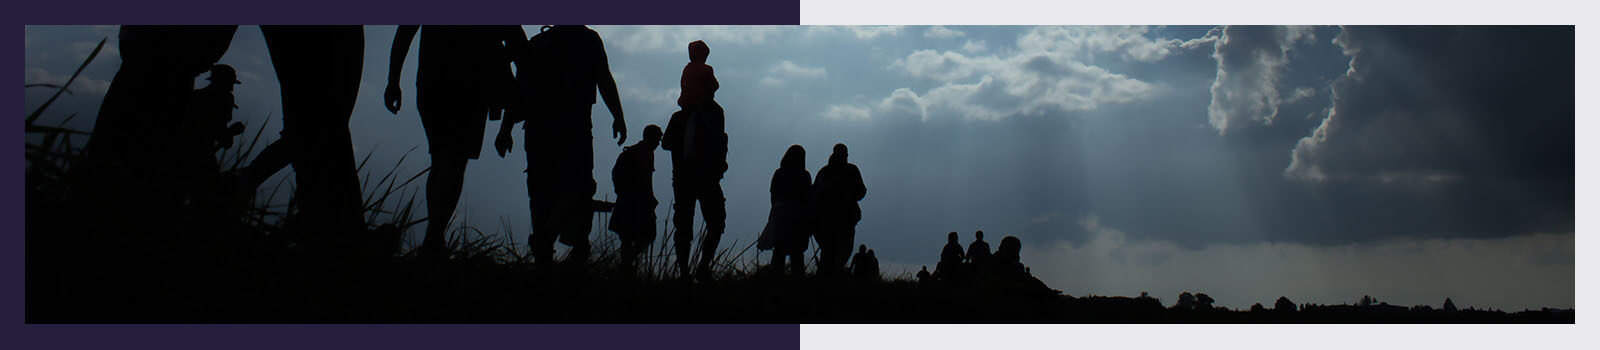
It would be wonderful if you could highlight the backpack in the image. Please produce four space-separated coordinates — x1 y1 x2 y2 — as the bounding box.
680 105 728 176
516 26 587 108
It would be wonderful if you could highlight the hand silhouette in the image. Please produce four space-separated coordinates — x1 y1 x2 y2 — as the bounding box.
220 122 245 149
383 82 403 114
613 118 627 146
495 129 514 158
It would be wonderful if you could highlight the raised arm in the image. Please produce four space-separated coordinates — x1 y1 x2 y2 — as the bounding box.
383 25 420 114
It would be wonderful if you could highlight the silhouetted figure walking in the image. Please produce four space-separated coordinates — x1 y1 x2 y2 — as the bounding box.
608 125 663 274
87 25 237 215
934 231 964 282
966 230 992 273
916 265 932 285
384 25 526 259
662 40 728 280
764 145 812 276
495 25 626 268
812 143 865 277
849 245 880 281
237 26 367 245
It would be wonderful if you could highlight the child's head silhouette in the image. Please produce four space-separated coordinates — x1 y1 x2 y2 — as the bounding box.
688 40 710 63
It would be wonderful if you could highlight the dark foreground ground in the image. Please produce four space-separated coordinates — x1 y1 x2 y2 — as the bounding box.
25 228 1573 324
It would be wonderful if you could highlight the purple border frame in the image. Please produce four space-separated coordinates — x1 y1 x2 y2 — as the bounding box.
5 1 799 349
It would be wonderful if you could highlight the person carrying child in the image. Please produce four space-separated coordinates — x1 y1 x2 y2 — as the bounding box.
663 40 728 281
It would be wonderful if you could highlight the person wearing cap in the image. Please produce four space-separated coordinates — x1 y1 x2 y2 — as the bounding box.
383 25 527 260
663 40 728 281
85 26 237 218
172 64 245 210
183 64 244 154
608 124 663 275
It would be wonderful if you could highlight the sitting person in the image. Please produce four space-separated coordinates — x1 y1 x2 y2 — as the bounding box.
933 231 965 282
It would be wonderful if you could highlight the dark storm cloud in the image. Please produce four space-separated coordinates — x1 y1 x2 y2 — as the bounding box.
1272 26 1574 240
1287 26 1574 185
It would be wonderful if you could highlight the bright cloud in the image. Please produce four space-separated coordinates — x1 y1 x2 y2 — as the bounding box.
924 26 966 39
1203 25 1316 134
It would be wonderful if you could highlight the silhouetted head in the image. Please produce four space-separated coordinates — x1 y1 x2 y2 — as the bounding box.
643 124 663 143
867 249 875 257
975 230 985 241
947 231 958 243
206 64 240 88
921 265 928 272
688 40 710 63
858 244 867 254
830 143 849 165
781 145 806 170
999 236 1022 257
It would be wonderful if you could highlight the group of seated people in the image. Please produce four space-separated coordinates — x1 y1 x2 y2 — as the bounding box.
917 230 1041 290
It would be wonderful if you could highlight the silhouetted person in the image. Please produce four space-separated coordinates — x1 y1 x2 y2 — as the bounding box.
966 230 991 269
87 26 237 215
662 40 728 280
185 64 245 152
991 235 1025 277
849 244 869 276
849 247 879 282
934 231 964 281
608 125 663 274
495 25 626 268
916 265 932 284
765 145 812 276
812 143 865 276
384 25 526 259
982 235 1050 293
174 64 245 206
236 26 367 244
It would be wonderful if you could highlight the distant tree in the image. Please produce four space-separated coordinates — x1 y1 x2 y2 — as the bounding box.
1359 295 1373 307
1195 293 1215 310
1250 303 1267 312
1274 296 1296 312
1177 292 1196 310
1443 298 1458 312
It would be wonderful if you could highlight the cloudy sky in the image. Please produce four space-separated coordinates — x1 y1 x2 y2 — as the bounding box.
23 25 1574 311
